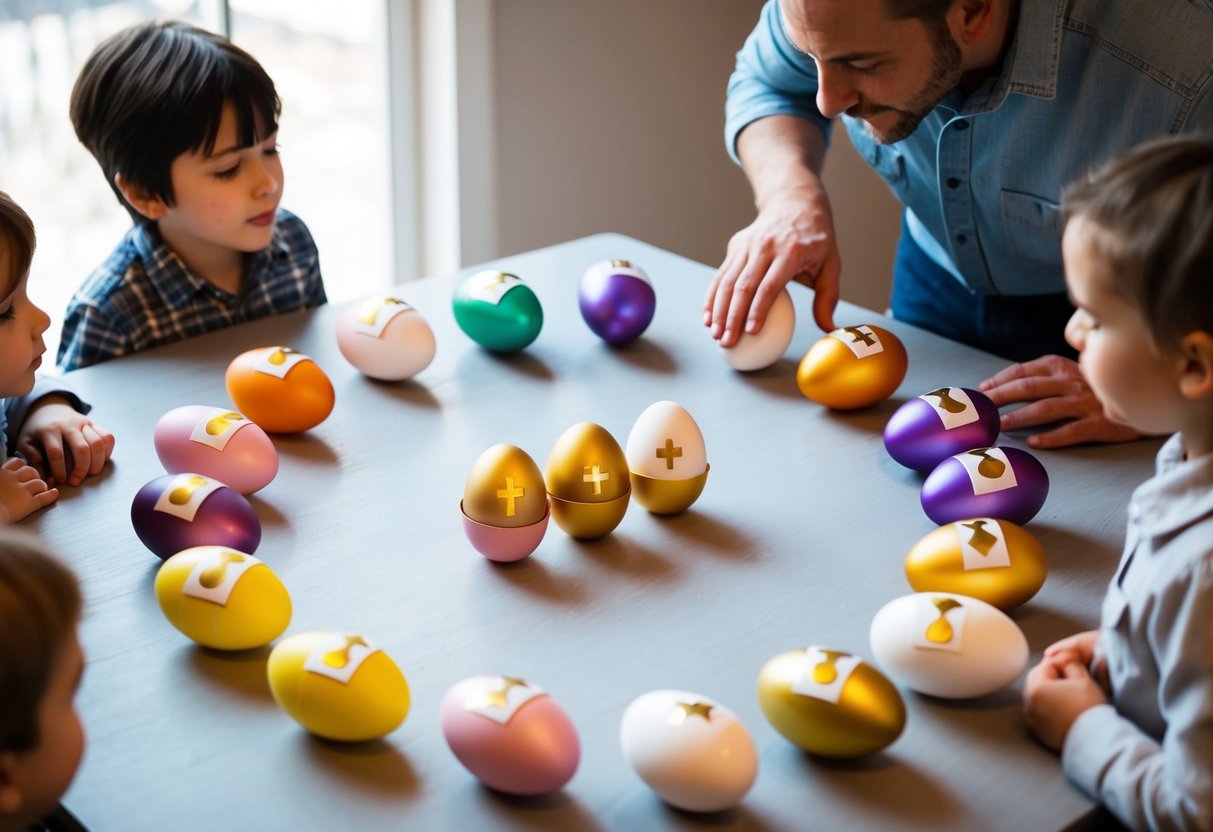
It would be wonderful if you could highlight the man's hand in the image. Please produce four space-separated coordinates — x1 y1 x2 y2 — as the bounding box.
0 457 59 523
16 399 116 486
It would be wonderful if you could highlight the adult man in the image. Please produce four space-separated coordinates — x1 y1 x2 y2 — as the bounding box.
706 0 1212 447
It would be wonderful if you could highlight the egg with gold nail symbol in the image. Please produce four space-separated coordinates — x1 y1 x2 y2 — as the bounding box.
757 646 906 758
225 346 335 434
336 294 436 381
267 631 410 741
452 269 543 352
461 444 551 562
905 517 1047 610
883 386 1000 472
797 324 908 409
921 446 1049 526
131 473 261 560
625 401 709 514
154 405 278 495
544 422 631 539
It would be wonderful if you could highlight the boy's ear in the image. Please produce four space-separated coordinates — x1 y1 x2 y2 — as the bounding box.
1177 331 1213 400
113 173 167 221
0 752 23 815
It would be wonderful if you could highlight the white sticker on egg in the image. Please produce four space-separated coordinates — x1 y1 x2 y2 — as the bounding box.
957 448 1017 494
465 272 524 306
461 676 546 725
831 325 885 359
254 347 310 379
153 474 223 522
303 634 380 685
912 596 969 653
791 646 862 704
351 297 411 338
182 550 261 606
189 407 252 451
956 518 1012 570
920 387 980 430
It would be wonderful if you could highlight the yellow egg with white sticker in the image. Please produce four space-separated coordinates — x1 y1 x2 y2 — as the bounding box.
796 324 908 410
266 631 410 741
905 518 1047 610
625 401 709 515
154 546 291 650
544 422 630 538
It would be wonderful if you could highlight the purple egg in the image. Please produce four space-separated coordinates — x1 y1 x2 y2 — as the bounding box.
578 259 656 345
131 473 262 560
884 387 1000 472
921 446 1049 526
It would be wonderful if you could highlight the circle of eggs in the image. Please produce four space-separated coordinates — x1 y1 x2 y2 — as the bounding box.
619 689 757 813
757 647 905 758
225 346 335 434
153 405 278 495
883 386 1000 473
131 473 261 560
625 401 709 515
154 546 291 650
721 287 795 371
335 295 436 381
461 444 550 562
905 517 1047 610
578 259 656 345
869 592 1028 699
452 269 543 353
266 631 410 741
921 446 1049 526
797 324 908 409
440 675 580 795
545 422 631 539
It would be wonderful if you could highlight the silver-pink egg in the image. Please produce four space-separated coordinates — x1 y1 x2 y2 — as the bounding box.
154 405 278 494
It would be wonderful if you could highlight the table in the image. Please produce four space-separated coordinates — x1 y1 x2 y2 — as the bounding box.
33 233 1157 831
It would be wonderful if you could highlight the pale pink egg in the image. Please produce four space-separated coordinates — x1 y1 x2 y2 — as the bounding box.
154 405 278 495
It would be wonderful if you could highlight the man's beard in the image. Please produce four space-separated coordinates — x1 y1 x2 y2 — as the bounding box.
860 22 963 145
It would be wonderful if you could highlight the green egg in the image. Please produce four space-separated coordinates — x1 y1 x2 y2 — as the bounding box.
452 269 544 352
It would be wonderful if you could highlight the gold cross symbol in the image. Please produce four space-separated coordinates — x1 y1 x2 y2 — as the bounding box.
497 477 525 517
583 464 610 495
655 438 682 470
842 326 876 347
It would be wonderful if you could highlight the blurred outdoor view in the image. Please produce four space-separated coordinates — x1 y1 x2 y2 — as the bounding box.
0 0 391 366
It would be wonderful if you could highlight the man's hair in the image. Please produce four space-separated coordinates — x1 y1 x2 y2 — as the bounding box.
0 191 36 296
0 531 81 753
1063 134 1213 352
70 20 281 226
885 0 955 23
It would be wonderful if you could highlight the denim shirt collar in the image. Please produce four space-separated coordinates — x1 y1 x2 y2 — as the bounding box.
954 0 1064 115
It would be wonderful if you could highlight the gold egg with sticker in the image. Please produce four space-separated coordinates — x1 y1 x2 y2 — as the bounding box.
544 422 630 539
905 517 1047 610
461 444 551 562
796 324 908 410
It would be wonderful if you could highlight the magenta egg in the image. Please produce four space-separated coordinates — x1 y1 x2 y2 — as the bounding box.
883 387 1000 472
921 446 1049 526
578 259 656 345
131 473 262 560
154 405 279 495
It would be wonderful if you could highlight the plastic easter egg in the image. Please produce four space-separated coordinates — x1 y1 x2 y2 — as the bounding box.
154 546 290 650
452 270 543 352
153 405 279 495
905 518 1047 610
883 387 1000 472
225 346 335 434
797 324 908 409
619 690 757 813
869 592 1029 699
721 287 795 371
578 259 656 345
461 444 551 562
757 647 905 758
440 675 580 795
625 401 709 514
921 446 1049 526
544 422 631 539
131 473 261 560
336 295 436 381
266 631 410 741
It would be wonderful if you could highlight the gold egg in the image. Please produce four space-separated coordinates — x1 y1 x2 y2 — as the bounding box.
905 518 1047 610
545 422 630 539
796 324 908 410
757 647 905 758
463 444 548 528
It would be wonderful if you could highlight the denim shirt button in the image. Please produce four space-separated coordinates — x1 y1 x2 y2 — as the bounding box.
946 177 962 189
953 120 970 131
956 234 968 245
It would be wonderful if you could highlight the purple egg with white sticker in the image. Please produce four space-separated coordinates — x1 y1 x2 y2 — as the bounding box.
921 446 1049 526
131 473 262 560
883 387 1000 472
578 259 656 345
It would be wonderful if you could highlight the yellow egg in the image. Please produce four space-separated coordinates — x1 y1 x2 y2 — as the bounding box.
154 546 291 650
544 422 630 538
266 631 410 741
757 647 905 758
905 518 1047 610
463 444 548 528
796 324 908 410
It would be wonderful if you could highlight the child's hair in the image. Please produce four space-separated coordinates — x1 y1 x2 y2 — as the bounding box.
0 191 36 295
1063 134 1213 352
70 20 281 226
0 531 82 753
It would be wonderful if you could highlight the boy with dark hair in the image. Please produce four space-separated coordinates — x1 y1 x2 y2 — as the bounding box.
58 20 326 371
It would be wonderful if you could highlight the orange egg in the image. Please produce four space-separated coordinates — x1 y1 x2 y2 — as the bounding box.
796 324 908 410
225 346 335 434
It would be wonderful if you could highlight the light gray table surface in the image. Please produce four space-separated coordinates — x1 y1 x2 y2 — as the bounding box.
30 233 1157 831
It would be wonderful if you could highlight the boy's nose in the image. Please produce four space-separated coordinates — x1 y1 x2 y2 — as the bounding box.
1064 310 1087 351
32 301 51 338
253 163 281 198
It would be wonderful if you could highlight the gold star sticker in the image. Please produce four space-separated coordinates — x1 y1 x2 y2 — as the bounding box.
668 700 714 726
465 676 529 711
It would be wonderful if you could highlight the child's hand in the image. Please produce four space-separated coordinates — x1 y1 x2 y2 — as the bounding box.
16 399 116 486
0 457 60 523
1023 658 1108 751
1043 630 1100 669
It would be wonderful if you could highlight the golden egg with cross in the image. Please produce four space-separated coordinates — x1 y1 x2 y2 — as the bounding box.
796 324 908 410
461 444 551 562
544 422 630 539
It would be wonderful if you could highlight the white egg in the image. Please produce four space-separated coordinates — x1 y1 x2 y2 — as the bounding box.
619 689 757 813
625 401 708 480
869 592 1028 699
336 295 437 381
720 288 795 371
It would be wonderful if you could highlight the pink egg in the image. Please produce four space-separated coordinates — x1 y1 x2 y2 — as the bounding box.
440 675 580 795
154 405 279 495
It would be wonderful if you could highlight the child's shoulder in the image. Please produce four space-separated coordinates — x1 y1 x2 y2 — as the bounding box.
69 226 157 310
272 208 316 248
